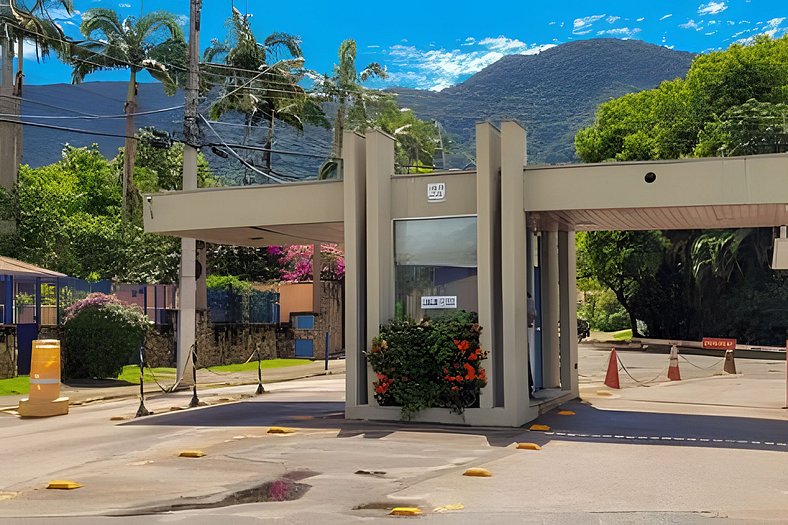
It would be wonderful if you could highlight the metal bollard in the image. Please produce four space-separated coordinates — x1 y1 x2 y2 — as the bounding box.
135 344 150 418
188 343 200 408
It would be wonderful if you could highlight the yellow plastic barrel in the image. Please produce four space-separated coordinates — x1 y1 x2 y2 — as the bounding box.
29 340 62 402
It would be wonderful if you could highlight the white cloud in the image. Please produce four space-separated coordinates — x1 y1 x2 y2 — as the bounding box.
705 31 718 35
698 2 727 16
606 16 621 24
383 38 556 91
597 27 642 38
763 17 786 38
680 19 703 31
659 14 673 21
573 14 606 34
548 21 557 26
637 17 645 22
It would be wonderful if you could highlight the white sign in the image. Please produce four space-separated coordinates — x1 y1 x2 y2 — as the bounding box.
427 182 446 202
421 296 458 309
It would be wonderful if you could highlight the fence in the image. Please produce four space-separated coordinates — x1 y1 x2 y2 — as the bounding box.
115 284 178 326
208 289 279 325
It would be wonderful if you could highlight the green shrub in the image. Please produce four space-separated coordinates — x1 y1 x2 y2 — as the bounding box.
579 289 629 332
63 293 149 379
366 310 487 420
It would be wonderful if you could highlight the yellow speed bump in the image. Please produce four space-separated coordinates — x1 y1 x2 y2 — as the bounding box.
516 442 542 450
178 450 206 458
390 507 422 516
463 468 492 477
267 427 296 434
47 480 82 490
557 410 575 416
529 424 551 432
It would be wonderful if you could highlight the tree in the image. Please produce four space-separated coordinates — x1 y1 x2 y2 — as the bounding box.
68 8 185 216
133 128 219 191
574 35 788 344
577 231 664 336
0 1 74 94
203 8 326 178
356 98 441 173
0 145 180 283
316 39 386 166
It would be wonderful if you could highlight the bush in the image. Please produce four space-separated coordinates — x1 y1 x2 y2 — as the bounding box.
579 289 629 332
63 293 149 379
366 311 487 420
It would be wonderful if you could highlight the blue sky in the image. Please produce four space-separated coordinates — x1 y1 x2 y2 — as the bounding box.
16 0 788 91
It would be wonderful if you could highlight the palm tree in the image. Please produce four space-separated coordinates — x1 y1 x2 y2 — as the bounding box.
203 8 326 180
318 40 386 164
69 8 185 216
0 1 74 95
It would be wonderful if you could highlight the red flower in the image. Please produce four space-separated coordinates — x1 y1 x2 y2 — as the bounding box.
455 340 470 352
464 363 477 381
455 375 464 382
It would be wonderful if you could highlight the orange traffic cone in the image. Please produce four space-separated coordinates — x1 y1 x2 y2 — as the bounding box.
604 348 620 389
667 344 681 381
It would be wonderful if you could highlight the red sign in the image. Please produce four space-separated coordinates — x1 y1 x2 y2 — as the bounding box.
702 338 736 350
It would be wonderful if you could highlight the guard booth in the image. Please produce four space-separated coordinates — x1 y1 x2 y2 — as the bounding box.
144 123 788 427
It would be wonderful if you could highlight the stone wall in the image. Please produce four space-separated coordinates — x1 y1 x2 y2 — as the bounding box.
144 314 278 369
0 330 16 379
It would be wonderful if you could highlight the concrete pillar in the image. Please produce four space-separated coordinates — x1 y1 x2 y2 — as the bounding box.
541 230 560 388
342 131 367 408
500 121 537 426
177 238 196 385
475 122 502 409
176 143 199 386
365 129 395 404
559 230 579 396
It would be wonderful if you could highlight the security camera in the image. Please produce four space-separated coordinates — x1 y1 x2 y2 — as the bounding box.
146 196 152 202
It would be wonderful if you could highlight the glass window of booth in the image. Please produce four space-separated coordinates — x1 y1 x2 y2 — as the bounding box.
394 216 478 319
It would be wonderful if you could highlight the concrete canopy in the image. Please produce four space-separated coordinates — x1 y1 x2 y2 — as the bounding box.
525 153 788 231
144 179 344 247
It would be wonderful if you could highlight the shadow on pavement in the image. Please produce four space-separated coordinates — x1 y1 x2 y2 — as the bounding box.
532 400 788 452
123 396 787 452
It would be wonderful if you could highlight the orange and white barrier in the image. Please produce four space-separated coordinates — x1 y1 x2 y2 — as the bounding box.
667 344 681 381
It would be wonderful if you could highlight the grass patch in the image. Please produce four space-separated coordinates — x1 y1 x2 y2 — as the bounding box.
612 329 633 341
0 376 30 397
0 359 313 395
207 359 311 373
117 365 177 385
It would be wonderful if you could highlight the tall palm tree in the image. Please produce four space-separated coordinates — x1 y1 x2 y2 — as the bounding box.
69 8 185 216
203 8 325 179
319 40 386 162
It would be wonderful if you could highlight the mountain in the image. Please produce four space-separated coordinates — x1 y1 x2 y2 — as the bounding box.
18 38 694 178
390 39 695 165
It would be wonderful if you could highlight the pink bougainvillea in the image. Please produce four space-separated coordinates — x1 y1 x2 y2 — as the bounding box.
268 244 345 282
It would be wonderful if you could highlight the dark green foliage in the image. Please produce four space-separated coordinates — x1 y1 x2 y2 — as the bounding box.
62 294 149 379
0 145 180 283
367 311 487 420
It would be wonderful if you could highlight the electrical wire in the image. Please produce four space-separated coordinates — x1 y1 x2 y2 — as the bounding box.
0 105 184 120
199 113 287 183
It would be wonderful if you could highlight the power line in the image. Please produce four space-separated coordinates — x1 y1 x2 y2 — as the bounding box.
0 105 184 120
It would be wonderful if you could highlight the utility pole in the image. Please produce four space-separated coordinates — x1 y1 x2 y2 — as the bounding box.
176 0 202 386
0 0 21 192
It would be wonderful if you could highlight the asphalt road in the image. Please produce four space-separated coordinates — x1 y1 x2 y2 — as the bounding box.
0 348 785 524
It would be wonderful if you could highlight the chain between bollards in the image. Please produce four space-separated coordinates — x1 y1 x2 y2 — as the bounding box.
188 342 200 408
255 341 265 395
135 344 150 418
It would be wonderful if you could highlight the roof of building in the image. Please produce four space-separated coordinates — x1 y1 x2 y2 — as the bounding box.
0 256 67 278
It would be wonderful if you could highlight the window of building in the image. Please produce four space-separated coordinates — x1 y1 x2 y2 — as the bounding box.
394 216 478 319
